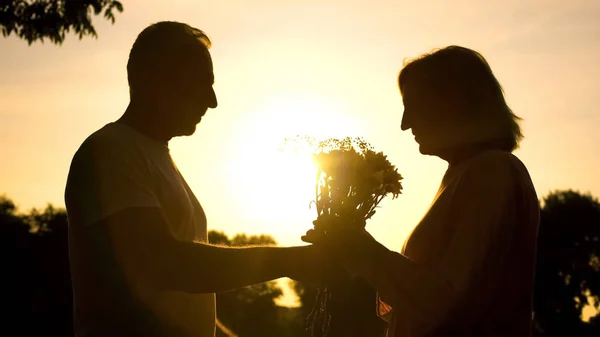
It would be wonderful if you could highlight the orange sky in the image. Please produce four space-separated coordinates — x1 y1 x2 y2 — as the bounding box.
2 0 600 308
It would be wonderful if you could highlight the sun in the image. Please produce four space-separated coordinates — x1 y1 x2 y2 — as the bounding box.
221 93 366 242
190 93 373 307
218 93 369 308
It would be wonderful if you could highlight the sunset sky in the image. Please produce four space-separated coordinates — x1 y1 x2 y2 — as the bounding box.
2 0 600 308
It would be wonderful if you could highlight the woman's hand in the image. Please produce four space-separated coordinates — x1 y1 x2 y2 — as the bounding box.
301 216 391 276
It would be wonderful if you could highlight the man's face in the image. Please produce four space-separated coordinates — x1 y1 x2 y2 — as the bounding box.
165 47 218 137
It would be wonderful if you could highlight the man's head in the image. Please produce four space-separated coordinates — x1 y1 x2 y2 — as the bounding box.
398 46 522 157
127 21 217 137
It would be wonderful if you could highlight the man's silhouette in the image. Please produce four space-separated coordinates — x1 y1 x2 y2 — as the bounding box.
65 21 328 337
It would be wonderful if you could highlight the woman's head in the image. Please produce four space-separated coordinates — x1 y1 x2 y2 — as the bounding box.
398 46 522 157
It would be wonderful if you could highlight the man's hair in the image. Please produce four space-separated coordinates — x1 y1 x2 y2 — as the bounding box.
127 21 211 99
398 45 523 151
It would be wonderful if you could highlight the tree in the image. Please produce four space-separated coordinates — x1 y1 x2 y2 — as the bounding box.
0 0 123 45
27 204 72 335
0 194 17 215
0 197 73 336
533 190 600 336
208 231 302 337
0 196 38 334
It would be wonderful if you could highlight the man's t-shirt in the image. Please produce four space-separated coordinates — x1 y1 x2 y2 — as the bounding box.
376 150 540 337
65 122 215 337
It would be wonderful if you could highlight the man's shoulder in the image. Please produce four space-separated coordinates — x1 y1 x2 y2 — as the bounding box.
66 124 146 190
72 123 140 163
65 123 160 223
78 123 127 150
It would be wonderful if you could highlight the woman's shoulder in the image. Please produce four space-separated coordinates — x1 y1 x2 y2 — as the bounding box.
445 150 533 191
465 150 528 175
460 150 537 199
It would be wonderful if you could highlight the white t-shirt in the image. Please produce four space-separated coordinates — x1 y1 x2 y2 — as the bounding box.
65 122 215 337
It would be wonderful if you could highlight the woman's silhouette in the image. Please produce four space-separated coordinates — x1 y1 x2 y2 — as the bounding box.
305 46 540 337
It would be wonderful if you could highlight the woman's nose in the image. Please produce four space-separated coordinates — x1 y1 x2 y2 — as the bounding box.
208 88 218 109
400 110 411 131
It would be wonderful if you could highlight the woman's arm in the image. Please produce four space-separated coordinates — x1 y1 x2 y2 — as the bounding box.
331 153 521 326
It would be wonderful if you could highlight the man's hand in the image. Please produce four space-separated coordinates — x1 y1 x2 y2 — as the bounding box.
302 216 381 258
285 245 349 287
301 216 391 277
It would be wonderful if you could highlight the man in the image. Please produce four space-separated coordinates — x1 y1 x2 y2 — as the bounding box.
65 21 326 337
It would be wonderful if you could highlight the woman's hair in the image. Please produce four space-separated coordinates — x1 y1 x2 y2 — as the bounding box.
127 21 212 99
398 46 523 151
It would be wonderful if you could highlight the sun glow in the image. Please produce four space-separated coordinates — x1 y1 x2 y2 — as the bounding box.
221 93 366 240
217 93 370 308
225 147 317 222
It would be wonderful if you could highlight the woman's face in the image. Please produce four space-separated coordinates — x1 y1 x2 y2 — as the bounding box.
400 81 459 157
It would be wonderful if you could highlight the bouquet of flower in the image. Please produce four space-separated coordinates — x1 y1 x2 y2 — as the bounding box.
284 136 403 336
310 137 403 227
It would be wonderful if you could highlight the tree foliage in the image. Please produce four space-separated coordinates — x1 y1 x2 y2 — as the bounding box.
1 197 72 335
210 230 301 337
533 190 600 336
0 0 123 45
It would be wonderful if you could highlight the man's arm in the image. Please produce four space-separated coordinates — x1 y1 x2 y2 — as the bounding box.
101 206 321 293
68 137 331 294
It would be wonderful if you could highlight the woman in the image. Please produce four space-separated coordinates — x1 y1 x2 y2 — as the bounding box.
304 46 540 337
